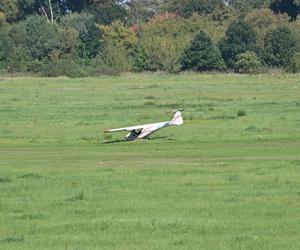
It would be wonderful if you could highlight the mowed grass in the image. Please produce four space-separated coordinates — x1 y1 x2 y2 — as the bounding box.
0 73 300 249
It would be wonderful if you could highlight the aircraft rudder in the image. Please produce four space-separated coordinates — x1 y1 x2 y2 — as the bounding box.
170 111 183 125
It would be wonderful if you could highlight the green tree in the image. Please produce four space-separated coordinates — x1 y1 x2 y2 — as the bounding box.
270 0 300 21
0 26 12 69
135 32 184 72
126 0 161 25
2 15 79 72
135 16 191 72
22 15 78 61
134 12 234 72
0 11 6 25
181 31 225 71
58 0 87 13
264 26 297 68
16 0 60 22
61 13 102 65
96 21 138 72
225 0 271 14
0 0 19 22
244 8 289 48
0 22 31 72
219 20 257 68
97 21 138 50
4 0 127 24
165 0 226 18
86 0 127 24
288 18 300 50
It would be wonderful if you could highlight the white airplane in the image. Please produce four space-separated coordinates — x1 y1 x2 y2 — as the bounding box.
104 110 183 141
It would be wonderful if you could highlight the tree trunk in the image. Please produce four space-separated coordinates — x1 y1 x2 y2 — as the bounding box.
48 0 54 22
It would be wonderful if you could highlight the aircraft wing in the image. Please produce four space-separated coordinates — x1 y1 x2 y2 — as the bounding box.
104 124 147 133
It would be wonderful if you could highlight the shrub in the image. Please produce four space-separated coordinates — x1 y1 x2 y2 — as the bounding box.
237 109 246 117
43 59 85 77
264 26 297 68
234 51 262 74
286 52 300 73
0 176 11 183
181 31 225 71
92 44 131 75
7 47 31 73
76 190 85 200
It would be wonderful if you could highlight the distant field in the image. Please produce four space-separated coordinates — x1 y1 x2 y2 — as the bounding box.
1 73 300 249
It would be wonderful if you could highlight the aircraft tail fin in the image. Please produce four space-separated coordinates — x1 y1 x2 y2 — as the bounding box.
169 111 183 126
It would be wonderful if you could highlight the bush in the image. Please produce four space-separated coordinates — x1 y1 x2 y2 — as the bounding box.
181 31 225 71
43 59 85 77
237 109 246 117
234 51 262 74
7 47 31 73
264 26 297 68
92 44 131 75
286 52 300 73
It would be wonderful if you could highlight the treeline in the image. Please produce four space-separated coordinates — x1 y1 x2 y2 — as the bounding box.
0 0 299 76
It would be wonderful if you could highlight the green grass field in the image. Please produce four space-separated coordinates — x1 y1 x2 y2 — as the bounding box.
1 73 300 249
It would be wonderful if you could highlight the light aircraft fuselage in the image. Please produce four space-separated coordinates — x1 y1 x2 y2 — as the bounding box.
104 111 183 141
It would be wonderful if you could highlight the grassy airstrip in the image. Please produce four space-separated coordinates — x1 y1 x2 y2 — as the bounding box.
0 73 300 249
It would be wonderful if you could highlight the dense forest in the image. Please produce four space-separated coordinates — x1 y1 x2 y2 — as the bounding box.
0 0 299 76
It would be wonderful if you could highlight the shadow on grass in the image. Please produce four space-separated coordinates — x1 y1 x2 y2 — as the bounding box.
103 139 128 144
103 136 175 144
0 235 24 243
